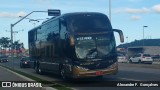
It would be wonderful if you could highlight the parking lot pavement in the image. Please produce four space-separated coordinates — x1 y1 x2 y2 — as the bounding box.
0 66 56 90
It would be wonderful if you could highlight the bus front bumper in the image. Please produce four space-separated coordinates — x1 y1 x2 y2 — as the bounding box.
72 62 118 78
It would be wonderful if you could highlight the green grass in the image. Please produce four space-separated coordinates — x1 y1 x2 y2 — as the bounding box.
0 65 73 90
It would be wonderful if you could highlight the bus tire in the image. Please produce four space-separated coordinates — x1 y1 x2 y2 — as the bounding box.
60 66 67 80
35 62 43 74
35 65 39 74
38 65 43 74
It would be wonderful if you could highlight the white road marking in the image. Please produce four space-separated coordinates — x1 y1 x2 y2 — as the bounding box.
117 77 141 81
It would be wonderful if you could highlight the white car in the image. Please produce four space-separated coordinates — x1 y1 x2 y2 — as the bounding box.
129 53 153 64
117 54 127 63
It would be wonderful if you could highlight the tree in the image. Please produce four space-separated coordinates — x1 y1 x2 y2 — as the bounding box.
0 37 25 55
13 40 24 54
0 37 11 54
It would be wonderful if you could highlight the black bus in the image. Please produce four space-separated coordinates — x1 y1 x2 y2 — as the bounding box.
28 12 124 79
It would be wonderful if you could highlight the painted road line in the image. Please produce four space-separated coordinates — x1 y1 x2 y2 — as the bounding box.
117 77 141 81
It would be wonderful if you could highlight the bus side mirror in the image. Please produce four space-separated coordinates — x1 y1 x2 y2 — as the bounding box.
113 29 124 43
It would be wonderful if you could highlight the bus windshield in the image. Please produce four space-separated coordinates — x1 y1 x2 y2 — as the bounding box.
75 34 115 59
67 13 111 33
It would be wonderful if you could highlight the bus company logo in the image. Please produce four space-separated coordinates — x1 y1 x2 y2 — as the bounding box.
2 82 11 87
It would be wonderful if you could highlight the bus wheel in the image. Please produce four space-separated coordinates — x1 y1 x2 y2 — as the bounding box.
35 64 43 74
60 67 67 80
38 66 43 74
35 65 39 74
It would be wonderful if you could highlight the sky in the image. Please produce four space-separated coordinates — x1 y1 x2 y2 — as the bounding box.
0 0 160 48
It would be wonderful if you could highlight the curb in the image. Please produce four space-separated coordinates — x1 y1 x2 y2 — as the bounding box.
0 65 57 90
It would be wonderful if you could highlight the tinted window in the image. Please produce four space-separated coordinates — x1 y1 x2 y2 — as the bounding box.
75 34 115 59
143 54 150 57
134 54 141 57
22 57 30 61
67 13 111 33
37 19 60 41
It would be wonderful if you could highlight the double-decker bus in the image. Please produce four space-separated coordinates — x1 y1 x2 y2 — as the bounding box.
28 12 124 79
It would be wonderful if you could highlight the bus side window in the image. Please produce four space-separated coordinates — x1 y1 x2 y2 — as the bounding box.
51 45 54 57
60 18 67 40
46 46 50 57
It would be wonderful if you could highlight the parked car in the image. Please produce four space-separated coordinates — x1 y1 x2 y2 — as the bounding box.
129 53 153 64
0 59 3 63
20 57 30 68
0 56 8 63
152 54 160 61
117 54 127 63
1 58 9 62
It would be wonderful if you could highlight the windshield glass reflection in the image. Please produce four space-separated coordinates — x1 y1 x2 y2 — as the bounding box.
75 35 115 59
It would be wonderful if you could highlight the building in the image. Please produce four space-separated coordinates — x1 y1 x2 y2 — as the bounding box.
117 39 160 57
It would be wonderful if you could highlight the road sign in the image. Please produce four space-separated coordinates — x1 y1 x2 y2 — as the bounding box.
48 9 61 16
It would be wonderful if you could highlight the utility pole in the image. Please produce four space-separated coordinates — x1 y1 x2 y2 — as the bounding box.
10 11 47 68
10 9 60 68
109 0 111 21
143 26 148 47
6 30 24 42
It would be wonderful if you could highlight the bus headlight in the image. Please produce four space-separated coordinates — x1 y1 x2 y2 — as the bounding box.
74 66 89 71
24 62 27 64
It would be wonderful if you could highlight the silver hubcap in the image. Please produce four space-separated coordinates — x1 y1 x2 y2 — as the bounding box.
61 68 65 79
38 68 41 73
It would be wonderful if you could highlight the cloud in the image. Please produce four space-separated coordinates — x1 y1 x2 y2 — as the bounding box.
152 4 160 13
114 4 160 14
0 11 27 18
131 15 141 21
115 7 150 14
128 0 143 2
125 8 150 14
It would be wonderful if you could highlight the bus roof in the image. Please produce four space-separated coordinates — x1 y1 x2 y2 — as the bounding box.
62 12 107 17
28 12 108 32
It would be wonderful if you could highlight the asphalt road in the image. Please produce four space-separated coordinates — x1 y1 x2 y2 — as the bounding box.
1 57 160 90
0 65 51 90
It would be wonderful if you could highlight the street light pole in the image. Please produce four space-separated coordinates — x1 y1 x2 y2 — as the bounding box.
109 0 111 21
143 26 148 47
10 24 14 68
6 30 24 42
126 36 128 43
10 11 47 68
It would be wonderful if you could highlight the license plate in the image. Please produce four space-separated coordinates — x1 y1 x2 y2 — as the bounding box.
96 71 103 75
